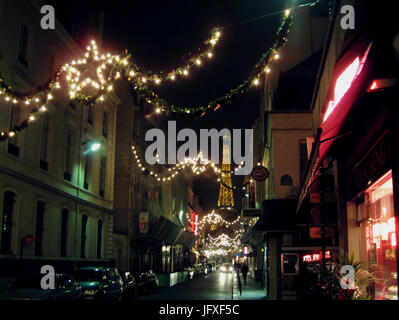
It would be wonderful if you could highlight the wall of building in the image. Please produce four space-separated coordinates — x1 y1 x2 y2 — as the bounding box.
0 0 117 274
268 112 313 199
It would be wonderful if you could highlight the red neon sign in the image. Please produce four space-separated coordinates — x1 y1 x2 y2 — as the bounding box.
323 44 371 123
302 251 331 262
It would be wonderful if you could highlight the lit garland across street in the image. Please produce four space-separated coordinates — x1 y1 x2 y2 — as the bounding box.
132 9 294 118
185 210 242 230
131 145 220 182
0 8 295 140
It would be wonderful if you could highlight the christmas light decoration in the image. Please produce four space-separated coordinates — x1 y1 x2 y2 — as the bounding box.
0 1 324 140
131 145 220 182
185 210 242 230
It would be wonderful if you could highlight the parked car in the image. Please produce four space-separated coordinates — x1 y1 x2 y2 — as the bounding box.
73 267 123 300
0 273 82 300
220 263 234 273
136 270 158 295
121 272 138 300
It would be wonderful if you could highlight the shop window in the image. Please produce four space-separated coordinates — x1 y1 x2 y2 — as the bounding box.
1 191 16 254
359 170 397 300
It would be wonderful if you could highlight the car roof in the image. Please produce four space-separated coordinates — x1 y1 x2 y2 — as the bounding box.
76 266 111 270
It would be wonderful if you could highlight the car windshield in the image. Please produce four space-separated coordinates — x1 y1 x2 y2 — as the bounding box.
73 269 104 282
11 275 45 289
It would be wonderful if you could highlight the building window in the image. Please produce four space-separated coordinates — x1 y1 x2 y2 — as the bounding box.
102 110 108 137
8 105 20 157
18 23 29 67
34 201 45 256
40 115 50 171
60 209 69 257
299 141 308 183
87 105 93 124
80 215 88 258
1 191 16 254
97 219 103 259
64 132 73 181
99 156 106 197
355 170 397 300
84 154 91 190
281 174 293 186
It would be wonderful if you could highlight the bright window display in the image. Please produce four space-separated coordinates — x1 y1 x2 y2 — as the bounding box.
364 170 397 300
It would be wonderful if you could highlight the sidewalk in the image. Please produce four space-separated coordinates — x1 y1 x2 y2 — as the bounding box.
232 272 266 300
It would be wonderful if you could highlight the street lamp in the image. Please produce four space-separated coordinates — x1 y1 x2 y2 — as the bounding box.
82 140 101 154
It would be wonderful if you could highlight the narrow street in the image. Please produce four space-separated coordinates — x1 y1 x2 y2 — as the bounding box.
137 271 234 300
137 271 265 300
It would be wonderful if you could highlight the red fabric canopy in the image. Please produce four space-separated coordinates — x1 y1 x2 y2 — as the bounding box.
317 36 373 169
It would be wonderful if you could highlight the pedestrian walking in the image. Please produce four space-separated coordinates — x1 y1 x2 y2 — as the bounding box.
241 263 249 285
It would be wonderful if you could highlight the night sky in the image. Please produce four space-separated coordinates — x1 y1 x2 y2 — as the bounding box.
53 0 308 212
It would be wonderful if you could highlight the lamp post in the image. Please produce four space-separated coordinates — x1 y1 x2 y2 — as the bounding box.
82 140 101 154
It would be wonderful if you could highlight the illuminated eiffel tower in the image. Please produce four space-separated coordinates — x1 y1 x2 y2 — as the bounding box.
217 136 234 209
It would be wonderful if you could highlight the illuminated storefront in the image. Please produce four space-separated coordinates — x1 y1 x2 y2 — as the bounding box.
350 169 397 300
297 12 399 300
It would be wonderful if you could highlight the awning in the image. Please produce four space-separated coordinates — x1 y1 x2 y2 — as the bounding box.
252 199 297 233
148 216 182 245
174 230 198 249
297 32 374 212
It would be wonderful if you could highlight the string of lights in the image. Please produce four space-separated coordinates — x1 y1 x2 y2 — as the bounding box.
185 210 242 230
0 8 293 141
132 9 293 118
0 0 323 141
131 145 220 182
